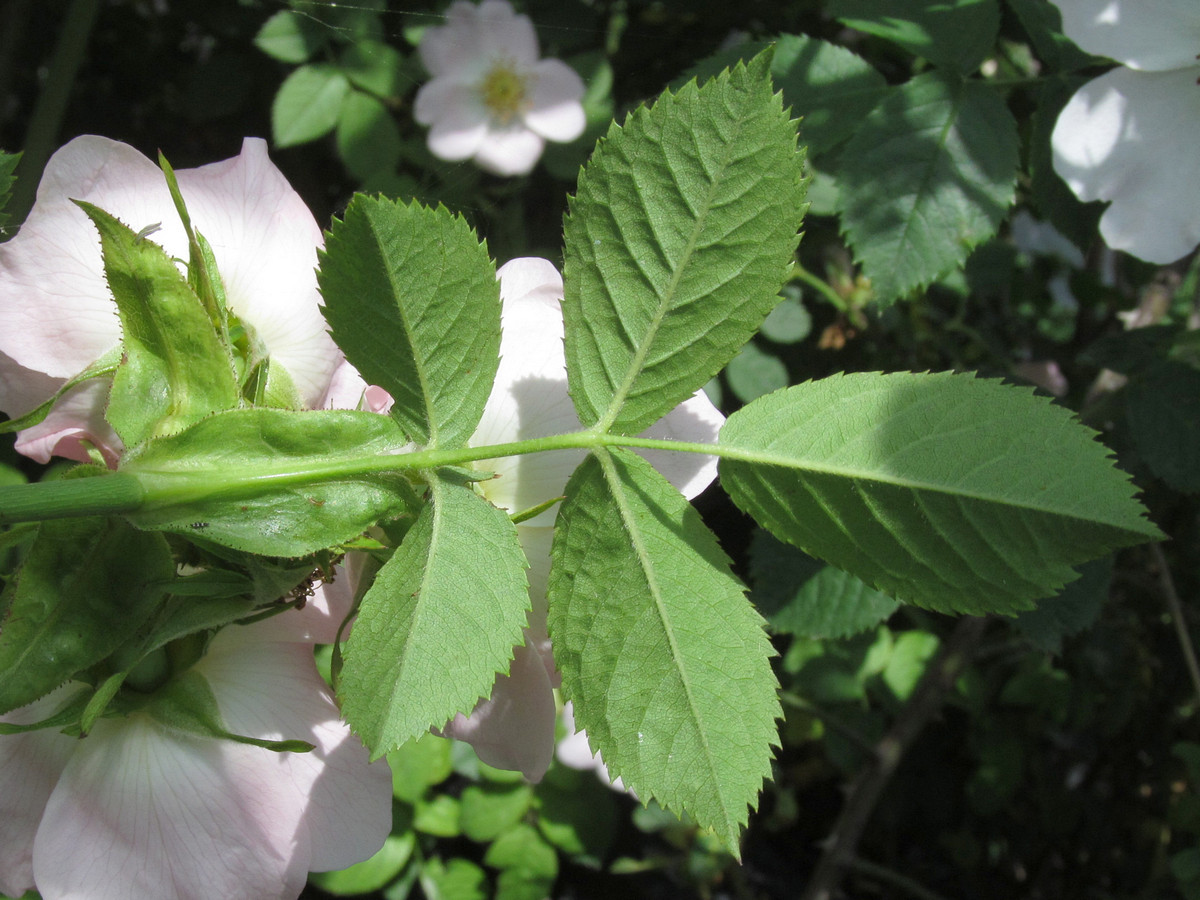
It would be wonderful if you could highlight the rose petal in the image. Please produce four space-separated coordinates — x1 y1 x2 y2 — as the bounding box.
472 127 546 176
1052 0 1200 71
476 0 540 66
198 637 391 872
0 136 181 379
33 715 310 900
0 687 79 898
10 375 123 466
421 83 491 160
1052 66 1200 263
473 259 586 522
175 138 338 408
524 59 587 142
440 637 557 782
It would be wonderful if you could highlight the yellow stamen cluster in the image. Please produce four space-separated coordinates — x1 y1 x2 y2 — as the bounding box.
480 61 529 123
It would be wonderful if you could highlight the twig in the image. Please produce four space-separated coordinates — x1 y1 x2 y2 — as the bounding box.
845 856 956 900
800 615 988 900
1150 542 1200 707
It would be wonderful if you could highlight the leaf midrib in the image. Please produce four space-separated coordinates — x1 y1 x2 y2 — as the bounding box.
597 448 735 842
595 101 751 434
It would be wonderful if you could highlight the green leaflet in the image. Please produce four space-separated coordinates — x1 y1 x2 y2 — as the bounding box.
830 0 1000 73
562 50 806 435
77 201 239 447
339 476 529 757
836 71 1018 304
320 195 500 448
0 516 174 715
548 449 779 854
0 150 19 231
719 372 1161 615
120 407 418 557
272 63 351 148
749 529 899 639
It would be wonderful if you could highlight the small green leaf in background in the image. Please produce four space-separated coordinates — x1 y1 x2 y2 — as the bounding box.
830 0 1000 74
339 40 407 97
420 858 486 900
759 287 811 343
1007 0 1094 73
1126 361 1200 493
76 201 239 447
562 50 806 434
881 630 940 701
770 34 889 157
749 530 898 638
388 733 454 804
340 477 529 756
320 195 499 448
337 92 403 181
0 516 173 715
460 782 535 843
536 765 618 863
719 372 1161 615
254 10 329 63
725 342 789 404
309 833 415 896
0 150 20 232
121 408 417 557
549 449 780 854
272 63 351 148
484 824 559 900
836 71 1018 304
1014 556 1112 654
414 797 462 839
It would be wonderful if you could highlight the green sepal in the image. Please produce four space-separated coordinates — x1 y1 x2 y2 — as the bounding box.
340 474 530 757
76 200 240 446
0 687 89 735
562 49 806 435
0 516 175 715
120 407 418 557
158 152 229 334
0 346 120 435
147 669 315 753
319 195 500 448
719 372 1162 615
548 448 780 855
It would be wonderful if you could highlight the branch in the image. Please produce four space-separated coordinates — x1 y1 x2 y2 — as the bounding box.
800 615 988 900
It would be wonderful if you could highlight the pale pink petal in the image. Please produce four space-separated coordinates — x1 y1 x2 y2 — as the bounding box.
476 0 540 66
419 3 487 77
320 359 395 414
440 637 557 781
1052 66 1200 263
516 525 555 622
0 136 182 379
1052 0 1200 71
0 686 79 898
524 59 586 142
12 376 123 466
33 715 310 900
225 562 359 646
473 259 585 522
421 84 491 161
176 138 338 408
473 127 546 176
556 703 631 795
198 637 391 872
637 389 724 500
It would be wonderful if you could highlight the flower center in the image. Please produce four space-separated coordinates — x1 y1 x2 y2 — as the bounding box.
480 61 529 124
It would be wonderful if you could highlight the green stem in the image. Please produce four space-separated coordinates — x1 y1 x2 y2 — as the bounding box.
792 262 848 312
0 473 145 522
0 428 743 524
8 0 101 226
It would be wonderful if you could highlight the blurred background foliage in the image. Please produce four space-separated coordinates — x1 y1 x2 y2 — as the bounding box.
2 1 1199 898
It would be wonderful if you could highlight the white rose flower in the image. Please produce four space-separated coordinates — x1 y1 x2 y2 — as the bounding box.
0 581 391 900
414 0 586 176
1051 0 1200 263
